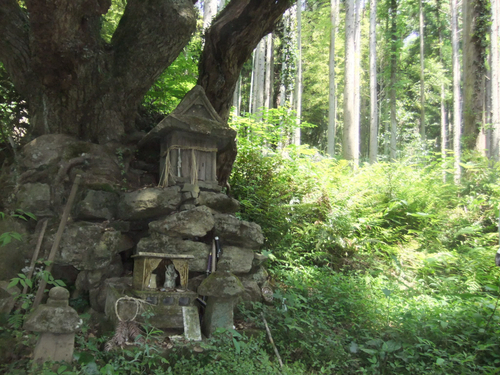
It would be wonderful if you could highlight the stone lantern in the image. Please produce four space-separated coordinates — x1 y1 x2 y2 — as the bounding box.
24 287 81 364
197 268 244 337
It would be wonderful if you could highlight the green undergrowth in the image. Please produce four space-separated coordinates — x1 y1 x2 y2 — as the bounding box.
227 114 500 373
2 114 500 373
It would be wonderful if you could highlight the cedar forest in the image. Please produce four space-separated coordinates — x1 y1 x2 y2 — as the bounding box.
1 0 500 373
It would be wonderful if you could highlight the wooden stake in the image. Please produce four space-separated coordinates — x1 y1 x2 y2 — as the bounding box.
22 219 48 295
33 174 82 308
211 240 216 273
262 312 283 368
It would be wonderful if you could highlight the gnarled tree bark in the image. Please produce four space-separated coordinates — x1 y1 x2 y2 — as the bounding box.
1 0 292 146
198 0 293 123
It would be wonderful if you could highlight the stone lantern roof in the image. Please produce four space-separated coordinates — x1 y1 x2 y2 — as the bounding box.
197 270 244 298
24 287 81 334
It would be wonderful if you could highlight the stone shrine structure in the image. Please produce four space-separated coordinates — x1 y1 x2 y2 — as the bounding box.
0 86 270 342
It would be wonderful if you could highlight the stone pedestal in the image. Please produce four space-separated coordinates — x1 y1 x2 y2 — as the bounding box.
33 333 75 363
202 297 235 335
24 287 80 365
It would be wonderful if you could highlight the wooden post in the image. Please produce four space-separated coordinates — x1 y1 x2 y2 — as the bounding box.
33 175 82 308
22 219 48 295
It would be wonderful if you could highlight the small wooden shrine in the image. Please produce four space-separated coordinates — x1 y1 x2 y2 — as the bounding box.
131 252 194 291
138 86 236 187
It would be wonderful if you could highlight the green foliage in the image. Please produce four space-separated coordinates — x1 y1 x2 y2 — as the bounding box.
0 63 28 149
142 25 202 119
0 209 34 246
228 131 500 373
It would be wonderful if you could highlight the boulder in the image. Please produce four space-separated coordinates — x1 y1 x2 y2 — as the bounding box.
52 222 122 270
17 183 52 216
0 281 20 315
149 206 214 239
240 266 269 287
75 255 123 292
117 186 181 220
19 134 125 188
197 192 240 214
252 253 269 267
239 279 262 302
214 214 264 249
75 190 119 220
216 246 254 274
0 217 29 280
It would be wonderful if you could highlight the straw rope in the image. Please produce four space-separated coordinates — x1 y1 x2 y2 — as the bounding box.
114 296 154 322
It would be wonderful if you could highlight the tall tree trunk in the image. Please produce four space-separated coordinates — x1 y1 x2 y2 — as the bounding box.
253 38 266 118
264 33 274 110
369 0 378 163
233 74 241 116
419 0 425 141
294 0 302 146
327 0 338 157
343 0 360 165
491 0 500 161
389 0 398 160
353 0 362 159
249 51 256 113
437 0 447 181
462 0 489 150
451 0 461 183
203 0 219 30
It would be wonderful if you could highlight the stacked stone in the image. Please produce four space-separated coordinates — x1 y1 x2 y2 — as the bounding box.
133 183 268 304
56 182 266 312
3 135 269 313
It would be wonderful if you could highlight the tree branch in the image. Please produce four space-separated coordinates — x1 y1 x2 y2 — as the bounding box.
111 0 197 102
198 0 293 122
0 0 31 94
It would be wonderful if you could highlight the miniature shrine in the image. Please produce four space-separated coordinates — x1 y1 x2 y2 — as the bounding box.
104 86 262 341
138 85 237 188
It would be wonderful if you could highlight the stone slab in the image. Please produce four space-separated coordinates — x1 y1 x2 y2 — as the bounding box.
183 306 202 341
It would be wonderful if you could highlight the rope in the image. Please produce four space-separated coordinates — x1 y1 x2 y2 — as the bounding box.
114 296 153 322
159 145 218 187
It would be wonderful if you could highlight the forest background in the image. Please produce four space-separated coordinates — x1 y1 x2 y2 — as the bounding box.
1 0 500 373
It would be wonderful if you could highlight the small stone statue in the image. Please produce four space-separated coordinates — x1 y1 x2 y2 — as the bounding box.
164 264 176 289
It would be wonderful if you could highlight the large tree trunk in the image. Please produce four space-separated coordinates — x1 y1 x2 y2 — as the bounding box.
327 0 338 157
369 0 378 163
419 0 425 141
462 0 489 150
437 0 447 181
264 33 274 110
389 0 398 160
254 38 266 117
0 0 197 144
204 0 219 30
451 0 461 183
1 0 293 145
491 0 500 161
294 0 302 146
343 0 359 165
